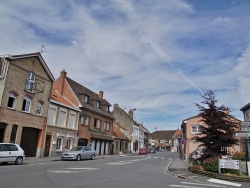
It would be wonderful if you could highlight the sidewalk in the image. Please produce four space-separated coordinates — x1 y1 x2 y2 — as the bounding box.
166 156 250 183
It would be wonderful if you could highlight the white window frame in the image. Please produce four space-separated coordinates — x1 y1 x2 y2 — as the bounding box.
191 124 201 134
66 138 73 150
104 122 110 131
22 96 31 112
94 118 101 129
56 137 62 151
7 93 16 109
96 101 100 108
105 105 109 112
36 102 42 116
47 105 57 125
26 72 35 93
68 111 76 129
84 95 89 103
59 108 67 127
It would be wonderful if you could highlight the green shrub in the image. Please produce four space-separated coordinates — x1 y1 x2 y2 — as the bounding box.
203 157 218 172
222 168 239 175
232 151 245 161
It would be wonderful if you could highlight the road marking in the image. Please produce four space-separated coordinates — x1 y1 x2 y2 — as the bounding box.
181 182 228 187
48 167 99 173
207 178 242 187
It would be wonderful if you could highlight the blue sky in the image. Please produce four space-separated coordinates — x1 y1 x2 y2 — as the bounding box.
1 0 250 132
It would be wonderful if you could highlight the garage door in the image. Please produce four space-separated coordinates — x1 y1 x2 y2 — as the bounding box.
20 127 39 157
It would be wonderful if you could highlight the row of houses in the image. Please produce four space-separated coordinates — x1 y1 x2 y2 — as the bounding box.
0 52 182 157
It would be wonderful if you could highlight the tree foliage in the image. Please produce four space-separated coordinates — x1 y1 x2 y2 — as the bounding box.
191 89 240 156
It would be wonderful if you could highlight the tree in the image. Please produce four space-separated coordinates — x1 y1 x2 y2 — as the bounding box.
192 89 240 157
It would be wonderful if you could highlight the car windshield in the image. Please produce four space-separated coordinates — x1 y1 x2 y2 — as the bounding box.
71 147 83 151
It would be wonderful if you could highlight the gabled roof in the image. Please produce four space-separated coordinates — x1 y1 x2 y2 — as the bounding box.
152 130 177 140
7 52 55 81
113 126 130 141
172 129 182 139
240 102 250 111
50 89 80 111
66 77 114 119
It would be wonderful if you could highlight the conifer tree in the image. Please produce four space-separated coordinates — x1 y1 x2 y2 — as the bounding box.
192 89 240 156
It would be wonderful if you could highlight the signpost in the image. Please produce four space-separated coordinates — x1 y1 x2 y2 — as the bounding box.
218 159 242 175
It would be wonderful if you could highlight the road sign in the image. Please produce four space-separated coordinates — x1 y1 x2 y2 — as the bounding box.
235 133 250 137
219 159 240 170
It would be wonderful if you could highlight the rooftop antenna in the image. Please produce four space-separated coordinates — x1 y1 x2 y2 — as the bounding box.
41 45 47 53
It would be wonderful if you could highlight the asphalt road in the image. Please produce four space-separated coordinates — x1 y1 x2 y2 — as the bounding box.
0 152 242 188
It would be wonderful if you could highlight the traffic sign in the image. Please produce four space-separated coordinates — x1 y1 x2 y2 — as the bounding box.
235 133 250 137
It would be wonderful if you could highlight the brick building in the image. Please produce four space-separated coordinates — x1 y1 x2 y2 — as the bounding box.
0 53 54 157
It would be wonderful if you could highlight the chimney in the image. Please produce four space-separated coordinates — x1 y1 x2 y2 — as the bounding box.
128 109 136 120
99 90 104 99
59 69 67 95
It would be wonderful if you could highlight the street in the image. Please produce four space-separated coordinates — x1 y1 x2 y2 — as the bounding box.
0 152 244 188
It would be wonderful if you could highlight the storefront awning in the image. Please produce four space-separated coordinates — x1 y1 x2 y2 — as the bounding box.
91 133 114 141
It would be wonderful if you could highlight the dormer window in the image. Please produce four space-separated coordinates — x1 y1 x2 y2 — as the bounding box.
26 72 35 93
105 105 109 112
96 101 100 108
84 95 89 103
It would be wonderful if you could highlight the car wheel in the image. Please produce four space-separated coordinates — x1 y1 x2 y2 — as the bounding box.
91 154 95 160
15 157 23 165
76 155 81 161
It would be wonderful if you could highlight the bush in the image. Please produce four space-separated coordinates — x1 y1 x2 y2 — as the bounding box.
232 151 245 161
203 157 218 172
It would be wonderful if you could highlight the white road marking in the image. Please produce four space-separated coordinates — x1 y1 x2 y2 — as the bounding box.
207 178 242 187
48 167 99 173
181 182 228 187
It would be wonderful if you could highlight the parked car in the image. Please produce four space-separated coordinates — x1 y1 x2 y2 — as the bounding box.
61 146 96 161
139 148 148 155
148 148 156 153
189 149 212 164
0 143 25 165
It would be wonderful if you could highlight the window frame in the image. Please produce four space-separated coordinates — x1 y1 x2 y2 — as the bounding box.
94 118 101 129
84 95 89 104
26 72 36 93
96 101 100 108
47 105 57 125
22 96 31 113
68 111 76 129
58 108 67 127
36 102 43 116
7 93 16 109
56 137 62 151
191 124 201 134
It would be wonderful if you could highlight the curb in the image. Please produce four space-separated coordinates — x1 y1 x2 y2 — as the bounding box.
188 167 250 183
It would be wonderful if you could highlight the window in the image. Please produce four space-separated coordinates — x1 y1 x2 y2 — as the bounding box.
104 122 110 131
10 125 18 143
68 112 76 129
94 118 101 129
47 106 56 125
84 115 90 126
80 114 89 126
66 138 72 150
192 124 201 134
56 138 62 150
105 105 109 112
84 95 89 103
7 93 16 109
96 101 100 108
26 72 35 92
22 96 31 112
36 102 42 115
59 109 67 127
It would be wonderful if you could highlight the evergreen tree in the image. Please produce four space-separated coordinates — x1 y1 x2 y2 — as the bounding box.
192 89 240 156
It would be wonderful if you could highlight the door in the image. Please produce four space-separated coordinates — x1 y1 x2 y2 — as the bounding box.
20 127 39 157
44 135 51 157
0 123 6 143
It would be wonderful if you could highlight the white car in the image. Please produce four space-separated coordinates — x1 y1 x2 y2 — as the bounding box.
61 146 96 161
0 143 25 165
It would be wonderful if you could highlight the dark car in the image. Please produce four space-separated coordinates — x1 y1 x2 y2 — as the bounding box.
148 148 156 153
189 149 212 164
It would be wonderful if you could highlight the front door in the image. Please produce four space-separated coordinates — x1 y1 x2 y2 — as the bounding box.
44 135 51 157
0 123 6 143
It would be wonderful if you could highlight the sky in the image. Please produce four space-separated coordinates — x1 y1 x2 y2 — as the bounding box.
1 0 250 132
